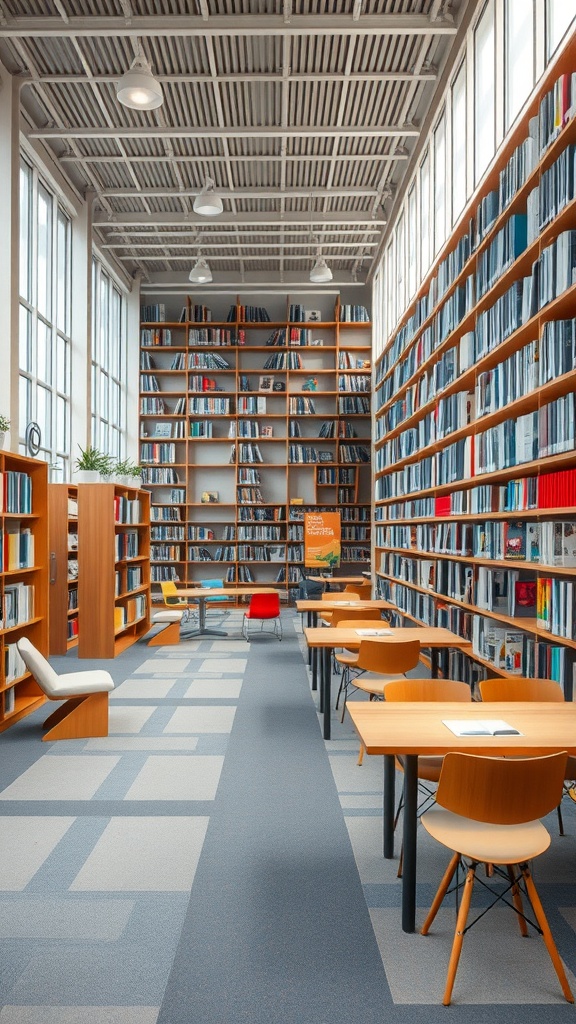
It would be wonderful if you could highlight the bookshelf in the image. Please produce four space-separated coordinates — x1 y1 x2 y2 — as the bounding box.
0 452 48 730
139 294 372 598
373 34 576 695
77 483 151 658
48 483 79 654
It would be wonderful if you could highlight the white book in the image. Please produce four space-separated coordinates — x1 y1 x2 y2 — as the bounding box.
443 719 521 736
355 628 393 636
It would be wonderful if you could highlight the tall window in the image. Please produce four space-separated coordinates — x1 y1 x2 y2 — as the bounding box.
395 214 406 316
451 61 467 224
506 0 535 129
19 159 72 476
547 0 576 57
433 110 447 255
420 151 431 276
407 185 417 300
91 259 126 460
474 1 496 184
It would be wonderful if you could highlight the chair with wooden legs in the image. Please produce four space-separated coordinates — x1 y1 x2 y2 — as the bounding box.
421 751 574 1006
318 590 361 626
384 678 472 874
479 676 576 834
16 637 114 741
336 637 421 727
343 583 372 598
329 609 388 695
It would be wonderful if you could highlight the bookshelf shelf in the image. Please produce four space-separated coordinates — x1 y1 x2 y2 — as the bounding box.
140 293 372 594
0 453 48 729
77 484 151 659
374 34 576 691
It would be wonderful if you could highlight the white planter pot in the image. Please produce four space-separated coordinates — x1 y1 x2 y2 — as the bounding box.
0 432 5 449
75 470 101 483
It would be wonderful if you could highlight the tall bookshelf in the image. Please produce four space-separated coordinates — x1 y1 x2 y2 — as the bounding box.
0 452 48 730
373 34 576 695
139 293 372 599
77 483 151 658
48 483 79 654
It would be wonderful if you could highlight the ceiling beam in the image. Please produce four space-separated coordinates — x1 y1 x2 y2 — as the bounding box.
102 240 378 249
93 211 387 227
97 186 383 199
0 14 458 38
105 227 381 237
21 71 437 85
28 125 420 140
58 152 409 165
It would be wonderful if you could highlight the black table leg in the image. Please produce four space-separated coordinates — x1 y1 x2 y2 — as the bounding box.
311 646 318 691
431 649 439 678
307 612 312 665
401 754 418 933
322 646 332 740
383 754 395 858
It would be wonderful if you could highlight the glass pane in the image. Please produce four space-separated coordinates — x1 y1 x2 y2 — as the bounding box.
19 375 30 439
451 61 467 223
474 1 495 184
19 304 31 373
19 162 32 303
111 381 120 424
420 152 431 275
99 275 109 368
407 187 417 300
433 112 446 255
56 209 70 335
100 369 109 419
37 184 52 320
56 334 69 394
36 319 52 384
547 0 576 56
56 395 67 454
506 0 534 129
91 413 97 448
395 214 405 317
36 384 52 449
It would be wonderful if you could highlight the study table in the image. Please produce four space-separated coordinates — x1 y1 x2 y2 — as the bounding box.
347 700 576 934
177 586 277 637
296 598 395 691
303 625 473 740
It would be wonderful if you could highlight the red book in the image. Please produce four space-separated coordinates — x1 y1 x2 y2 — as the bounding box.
435 496 451 517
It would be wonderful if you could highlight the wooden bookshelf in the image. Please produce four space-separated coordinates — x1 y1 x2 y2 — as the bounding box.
0 452 48 731
373 33 576 693
48 483 79 654
139 293 372 598
77 483 151 659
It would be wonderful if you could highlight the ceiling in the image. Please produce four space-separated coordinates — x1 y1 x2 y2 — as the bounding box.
0 0 470 291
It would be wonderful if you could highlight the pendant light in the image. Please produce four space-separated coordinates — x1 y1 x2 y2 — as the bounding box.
193 178 224 217
189 257 213 284
117 54 163 110
309 254 333 283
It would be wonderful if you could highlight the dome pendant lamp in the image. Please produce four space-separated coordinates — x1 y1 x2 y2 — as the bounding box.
193 178 224 217
189 257 213 284
309 253 333 284
117 54 164 110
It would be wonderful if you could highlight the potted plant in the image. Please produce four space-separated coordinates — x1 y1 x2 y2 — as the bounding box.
0 414 10 449
115 458 142 486
74 445 108 483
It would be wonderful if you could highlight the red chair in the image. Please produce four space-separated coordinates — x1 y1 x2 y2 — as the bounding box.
242 593 282 641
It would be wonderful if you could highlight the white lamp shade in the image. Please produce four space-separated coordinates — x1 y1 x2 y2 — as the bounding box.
309 256 333 283
193 181 224 216
117 56 164 110
189 258 213 284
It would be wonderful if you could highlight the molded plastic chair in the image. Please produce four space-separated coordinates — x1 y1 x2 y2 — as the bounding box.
160 580 197 618
384 677 472 873
16 637 114 741
319 590 361 626
200 578 234 605
479 675 576 834
242 592 282 641
337 637 421 725
421 751 573 1006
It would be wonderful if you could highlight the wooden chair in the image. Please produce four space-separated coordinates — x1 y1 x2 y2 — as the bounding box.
421 751 573 1006
343 583 372 598
384 678 472 873
148 608 183 646
336 637 421 726
318 590 361 626
242 592 282 641
479 676 576 834
16 637 114 741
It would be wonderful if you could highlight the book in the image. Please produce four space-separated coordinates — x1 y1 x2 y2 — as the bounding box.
355 628 393 636
443 719 521 736
503 521 526 559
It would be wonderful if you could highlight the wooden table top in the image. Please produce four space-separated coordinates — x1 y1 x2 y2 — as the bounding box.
178 586 277 598
347 701 576 757
303 625 473 650
317 575 368 584
296 598 393 611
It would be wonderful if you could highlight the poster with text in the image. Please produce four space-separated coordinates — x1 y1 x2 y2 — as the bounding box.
304 511 341 569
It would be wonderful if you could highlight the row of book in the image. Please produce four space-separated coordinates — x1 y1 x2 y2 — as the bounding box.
151 525 185 541
188 328 237 346
4 642 26 685
189 397 231 414
378 519 576 567
151 544 182 561
113 497 142 524
1 526 34 571
126 566 143 592
140 303 166 322
114 595 147 629
0 472 33 515
263 352 303 370
141 468 179 485
140 443 176 465
141 328 175 346
338 374 370 393
339 305 370 323
115 531 139 561
151 505 182 521
1 582 34 629
237 468 261 484
527 142 576 244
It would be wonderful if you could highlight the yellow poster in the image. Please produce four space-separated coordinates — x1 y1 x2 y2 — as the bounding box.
304 512 341 569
